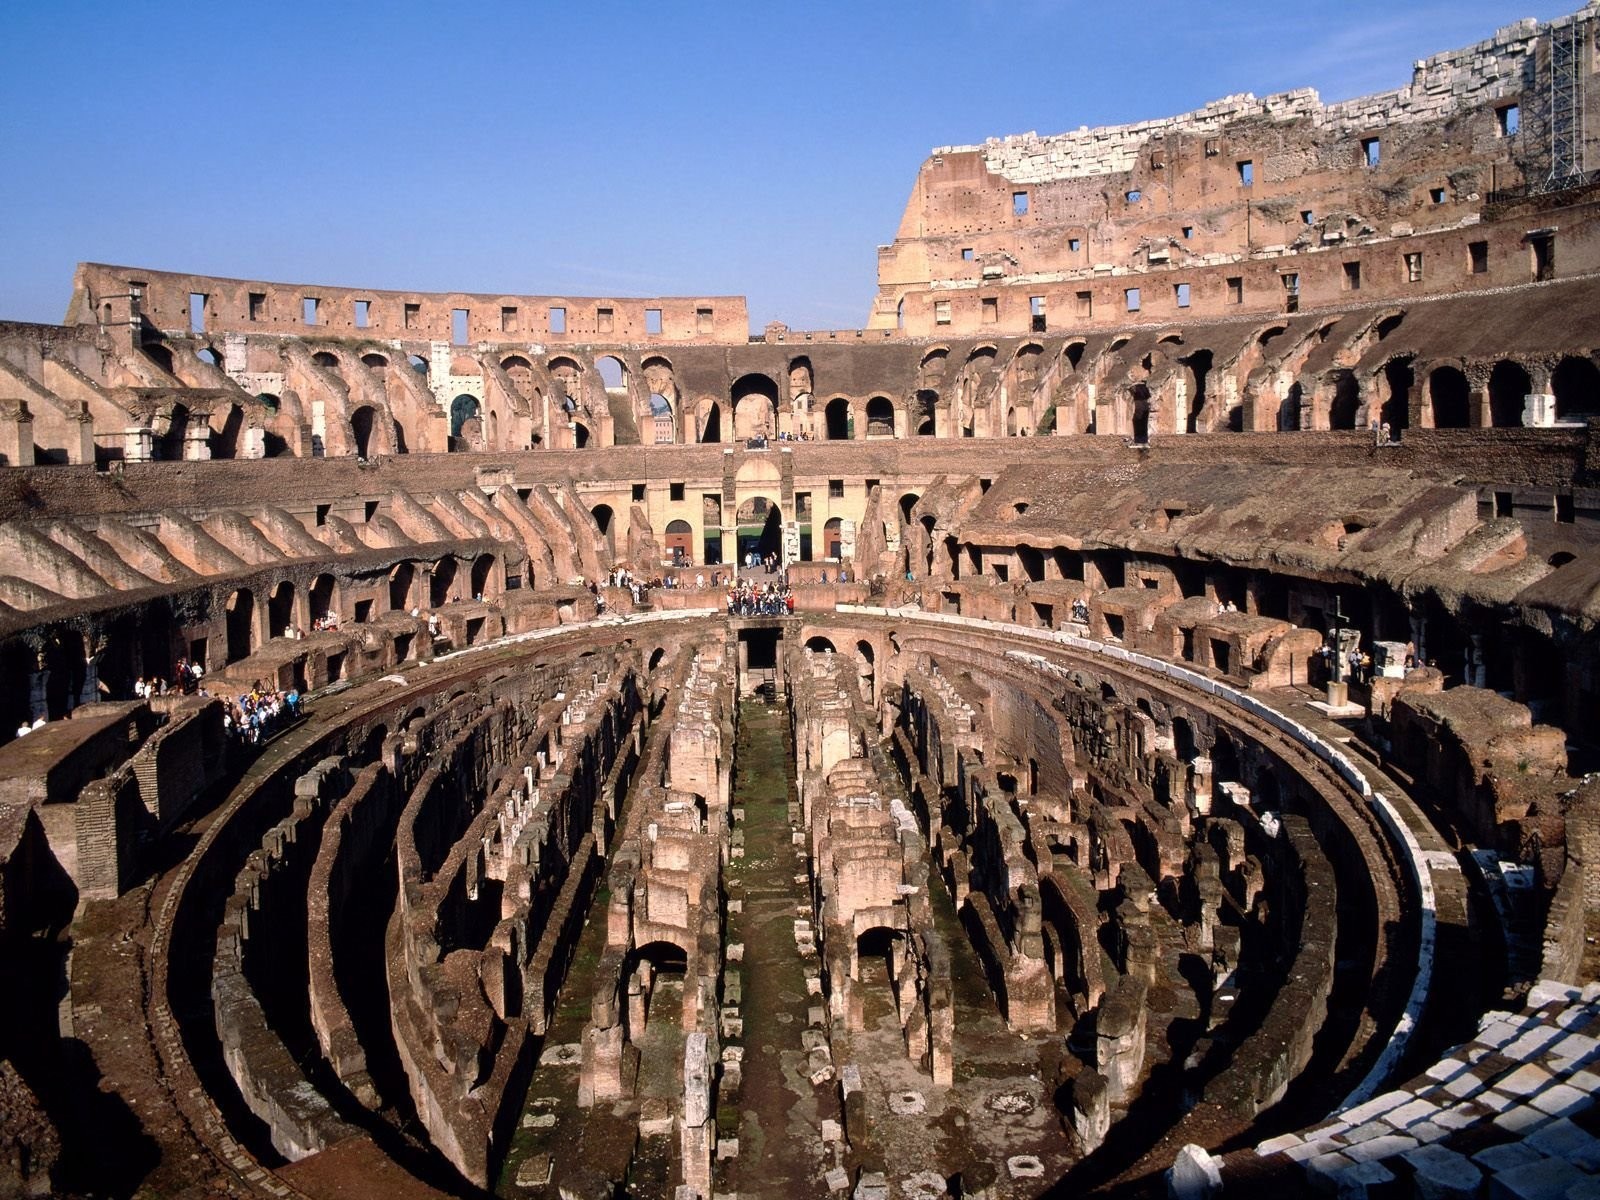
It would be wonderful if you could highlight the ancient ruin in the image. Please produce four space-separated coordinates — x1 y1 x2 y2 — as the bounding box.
3 5 1600 1199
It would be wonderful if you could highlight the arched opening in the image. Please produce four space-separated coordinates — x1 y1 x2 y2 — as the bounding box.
268 582 295 639
309 574 336 625
1016 544 1045 583
470 554 497 601
1131 384 1151 443
596 355 628 392
730 373 779 439
1552 356 1600 420
1428 366 1470 428
788 356 814 402
351 405 376 457
574 422 591 448
913 389 937 435
212 404 244 458
899 493 920 525
1181 349 1212 433
1329 370 1360 429
449 394 481 448
920 515 937 575
736 498 784 564
854 927 906 1021
226 589 255 664
486 408 499 448
697 400 722 444
1489 361 1532 427
501 354 534 399
1173 716 1198 760
855 639 876 704
196 346 219 367
806 636 837 654
824 398 852 441
865 396 895 438
157 404 190 461
823 516 843 560
361 352 389 369
41 631 86 720
647 393 674 444
665 519 693 566
1006 407 1021 436
1278 384 1302 431
626 940 689 1034
591 504 615 558
1382 357 1414 431
144 342 175 374
312 351 339 369
648 647 666 673
407 353 428 374
389 562 414 612
431 558 458 607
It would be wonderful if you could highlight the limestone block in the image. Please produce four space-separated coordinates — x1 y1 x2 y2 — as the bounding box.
1166 1144 1222 1199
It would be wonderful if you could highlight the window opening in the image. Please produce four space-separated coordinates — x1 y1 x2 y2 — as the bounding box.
1029 295 1046 332
1343 261 1361 291
645 308 662 335
403 303 420 329
1498 103 1520 136
501 306 518 332
451 308 469 345
596 306 614 333
1405 252 1424 283
981 297 998 323
1012 191 1030 215
303 297 319 326
935 300 952 325
188 293 206 333
962 247 974 261
1125 288 1141 312
549 306 566 334
354 299 370 329
1362 137 1381 167
1226 277 1243 304
1175 283 1191 308
1237 160 1254 186
1469 241 1489 274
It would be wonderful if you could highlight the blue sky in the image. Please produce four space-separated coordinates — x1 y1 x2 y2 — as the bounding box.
0 1 1580 331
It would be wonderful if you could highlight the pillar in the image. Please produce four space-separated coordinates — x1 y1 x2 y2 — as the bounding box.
0 400 33 467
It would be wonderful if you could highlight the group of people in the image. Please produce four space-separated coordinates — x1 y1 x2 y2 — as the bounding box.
221 681 302 746
744 550 781 573
133 656 206 701
727 578 794 616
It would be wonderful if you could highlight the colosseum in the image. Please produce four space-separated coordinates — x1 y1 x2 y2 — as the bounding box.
2 7 1600 1199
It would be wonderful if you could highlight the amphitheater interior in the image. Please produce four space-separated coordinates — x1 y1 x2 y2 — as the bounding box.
5 8 1600 1200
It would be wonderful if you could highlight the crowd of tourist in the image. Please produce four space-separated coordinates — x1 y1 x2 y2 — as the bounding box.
222 681 302 746
727 578 794 616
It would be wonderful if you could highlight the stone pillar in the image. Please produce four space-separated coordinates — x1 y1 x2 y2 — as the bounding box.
681 1031 714 1198
0 400 33 467
1189 756 1213 816
1095 976 1148 1103
183 422 212 461
71 405 96 465
1524 392 1557 427
124 427 153 463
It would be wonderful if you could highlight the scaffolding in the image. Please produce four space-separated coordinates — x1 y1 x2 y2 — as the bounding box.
1545 15 1588 188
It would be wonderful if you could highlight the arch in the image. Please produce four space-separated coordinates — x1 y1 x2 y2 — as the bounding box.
591 504 616 558
449 394 480 446
806 636 837 653
665 519 693 565
268 581 295 639
1489 360 1532 427
899 493 920 524
1278 384 1303 431
1428 366 1470 428
695 397 722 444
1381 357 1414 431
156 403 189 461
196 346 220 367
919 347 949 388
1181 348 1212 433
406 353 428 374
966 345 998 367
735 497 784 563
430 557 458 607
648 647 667 673
312 351 340 368
574 421 591 448
787 355 814 399
470 553 497 600
1006 406 1020 437
647 392 674 444
824 397 852 441
731 373 779 439
501 354 534 399
389 562 415 612
823 516 844 560
596 355 628 391
1328 370 1360 430
309 574 337 624
351 405 377 457
1552 356 1600 419
1131 383 1151 443
913 390 937 435
225 588 255 664
864 395 895 438
361 352 389 369
1016 544 1045 583
211 404 244 458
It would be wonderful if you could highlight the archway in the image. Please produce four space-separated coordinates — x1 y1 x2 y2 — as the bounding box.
501 355 535 399
736 497 783 564
1328 370 1360 429
450 395 480 448
591 504 615 558
855 639 876 704
268 582 295 639
865 396 895 438
362 352 389 369
309 574 336 625
1489 361 1532 427
431 558 458 607
389 562 415 612
824 398 852 441
212 404 244 458
313 351 339 369
805 636 837 653
574 422 591 448
596 355 628 393
823 517 843 560
1381 358 1414 431
351 405 377 456
731 374 779 439
665 519 693 566
914 390 937 435
157 404 190 461
226 589 255 663
1131 384 1151 443
470 554 497 600
1552 356 1600 420
697 399 722 444
1278 384 1302 431
899 493 920 525
1428 366 1470 428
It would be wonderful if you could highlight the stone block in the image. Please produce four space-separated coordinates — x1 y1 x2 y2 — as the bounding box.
1526 1117 1600 1171
1167 1144 1222 1198
1401 1144 1482 1200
